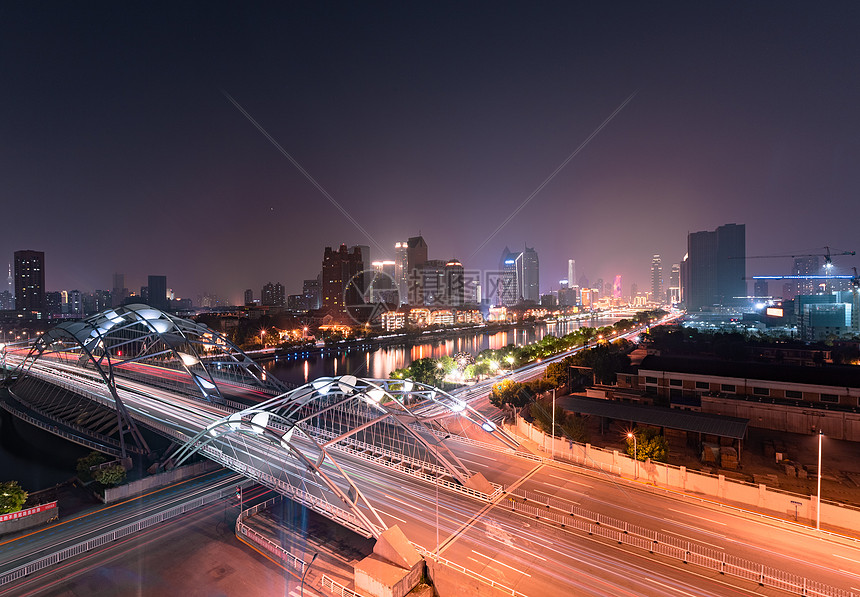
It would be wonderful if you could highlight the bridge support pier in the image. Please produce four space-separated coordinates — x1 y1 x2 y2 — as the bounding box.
354 525 424 597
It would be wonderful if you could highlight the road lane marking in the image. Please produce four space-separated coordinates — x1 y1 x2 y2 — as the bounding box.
667 508 728 525
661 530 725 550
471 550 531 576
546 473 590 486
376 509 408 524
834 553 860 565
382 493 423 512
487 535 547 560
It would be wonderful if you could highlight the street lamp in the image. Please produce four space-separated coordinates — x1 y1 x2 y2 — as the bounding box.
300 552 318 597
627 432 638 480
260 328 265 347
551 388 556 459
817 429 823 530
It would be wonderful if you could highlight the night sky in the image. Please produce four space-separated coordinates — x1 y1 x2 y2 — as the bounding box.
2 3 859 303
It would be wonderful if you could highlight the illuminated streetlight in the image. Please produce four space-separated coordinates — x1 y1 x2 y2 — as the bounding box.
260 328 265 347
627 431 638 480
817 430 823 530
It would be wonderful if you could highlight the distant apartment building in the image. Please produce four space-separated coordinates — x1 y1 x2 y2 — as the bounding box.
303 277 321 310
14 250 45 312
683 223 746 310
261 282 286 307
147 275 168 311
244 289 254 305
322 244 364 309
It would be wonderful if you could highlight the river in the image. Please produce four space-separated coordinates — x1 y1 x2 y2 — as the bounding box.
264 316 622 386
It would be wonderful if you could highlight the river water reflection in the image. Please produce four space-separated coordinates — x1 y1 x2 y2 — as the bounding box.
265 316 622 386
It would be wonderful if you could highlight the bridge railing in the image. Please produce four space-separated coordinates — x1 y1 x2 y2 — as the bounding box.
505 487 857 597
235 496 308 574
0 483 239 589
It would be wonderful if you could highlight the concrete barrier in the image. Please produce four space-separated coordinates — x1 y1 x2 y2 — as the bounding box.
509 418 860 531
0 502 58 536
102 460 219 503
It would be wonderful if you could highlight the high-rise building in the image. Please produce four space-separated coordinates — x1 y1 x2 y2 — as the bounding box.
498 247 519 306
684 223 746 310
567 260 576 292
44 291 61 316
406 236 428 272
349 245 372 295
303 277 321 310
112 273 128 307
261 282 285 307
650 254 663 304
792 256 821 298
322 244 364 309
66 289 82 316
516 246 540 303
244 289 254 305
14 250 45 312
147 275 168 310
754 279 769 298
394 241 408 305
7 264 13 299
368 261 397 303
668 263 681 304
444 260 465 306
414 259 447 306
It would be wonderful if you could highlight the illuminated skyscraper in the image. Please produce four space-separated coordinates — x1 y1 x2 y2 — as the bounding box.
516 246 540 303
651 254 663 303
322 244 364 309
394 241 408 304
567 260 575 291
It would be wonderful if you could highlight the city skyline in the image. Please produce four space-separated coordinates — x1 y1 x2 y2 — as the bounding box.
2 4 859 302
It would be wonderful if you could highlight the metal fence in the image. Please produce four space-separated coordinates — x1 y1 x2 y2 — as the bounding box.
506 488 857 597
235 496 308 574
0 484 239 588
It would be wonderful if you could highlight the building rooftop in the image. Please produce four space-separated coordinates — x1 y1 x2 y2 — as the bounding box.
638 355 860 388
557 395 749 439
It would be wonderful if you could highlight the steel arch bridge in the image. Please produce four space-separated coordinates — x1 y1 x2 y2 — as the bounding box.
3 304 287 457
1 305 520 538
171 375 517 537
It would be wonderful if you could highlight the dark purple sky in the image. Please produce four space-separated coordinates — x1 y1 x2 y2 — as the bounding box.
2 3 859 303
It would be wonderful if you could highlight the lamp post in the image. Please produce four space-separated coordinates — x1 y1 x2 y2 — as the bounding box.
551 388 556 459
816 429 823 530
260 328 265 348
627 432 638 479
300 552 318 597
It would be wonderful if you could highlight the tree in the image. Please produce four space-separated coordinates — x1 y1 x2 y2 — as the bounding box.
0 481 28 514
76 451 107 483
490 379 531 409
407 357 445 386
625 428 668 463
94 464 127 487
545 361 569 388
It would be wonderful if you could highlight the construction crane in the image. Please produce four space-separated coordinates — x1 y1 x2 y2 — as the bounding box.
751 267 859 289
733 246 855 268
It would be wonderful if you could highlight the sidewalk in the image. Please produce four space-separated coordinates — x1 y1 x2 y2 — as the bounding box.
241 498 374 595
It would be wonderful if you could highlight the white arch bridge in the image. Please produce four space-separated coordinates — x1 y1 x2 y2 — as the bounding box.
1 305 517 538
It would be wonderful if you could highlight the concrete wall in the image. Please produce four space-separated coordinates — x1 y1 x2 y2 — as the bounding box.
510 418 860 530
102 460 219 503
0 505 58 536
701 396 860 441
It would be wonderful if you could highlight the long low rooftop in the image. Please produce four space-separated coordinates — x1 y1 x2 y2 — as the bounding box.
638 355 860 388
556 396 749 439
